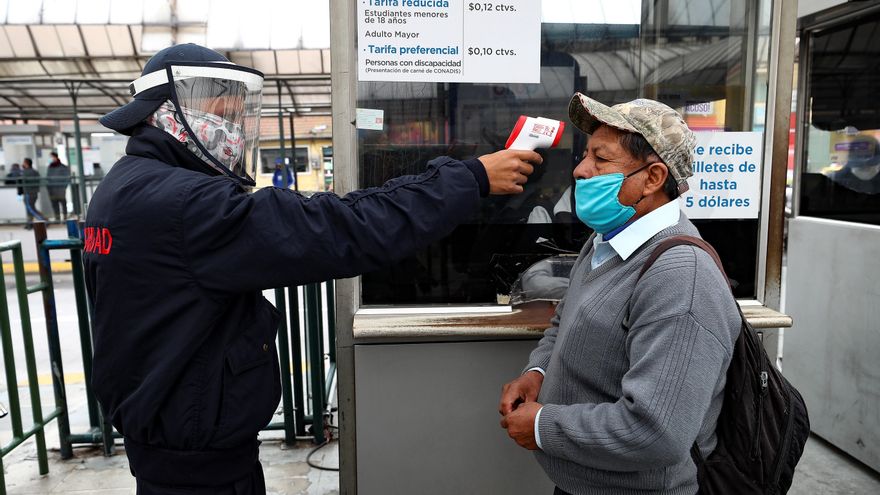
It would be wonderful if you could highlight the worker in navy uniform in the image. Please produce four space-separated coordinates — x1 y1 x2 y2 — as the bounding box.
84 44 541 495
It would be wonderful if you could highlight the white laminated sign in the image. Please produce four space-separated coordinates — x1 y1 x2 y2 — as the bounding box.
358 0 541 83
356 108 385 130
678 132 764 220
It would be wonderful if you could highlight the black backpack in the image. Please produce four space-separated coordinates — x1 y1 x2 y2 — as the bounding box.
637 235 810 495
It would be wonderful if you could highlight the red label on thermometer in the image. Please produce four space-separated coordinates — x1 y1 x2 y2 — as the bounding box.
505 115 565 151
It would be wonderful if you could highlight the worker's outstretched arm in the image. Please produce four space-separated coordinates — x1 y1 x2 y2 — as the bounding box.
182 150 541 292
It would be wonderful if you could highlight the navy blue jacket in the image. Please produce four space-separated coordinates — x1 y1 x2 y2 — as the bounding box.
83 124 488 486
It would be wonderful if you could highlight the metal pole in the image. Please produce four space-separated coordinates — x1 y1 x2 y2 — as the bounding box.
68 83 87 217
288 112 299 191
288 286 307 437
277 81 290 189
325 281 336 364
273 288 296 445
305 284 326 444
66 222 100 430
313 284 328 403
76 221 116 455
761 0 798 310
330 0 361 488
33 222 73 459
64 221 113 454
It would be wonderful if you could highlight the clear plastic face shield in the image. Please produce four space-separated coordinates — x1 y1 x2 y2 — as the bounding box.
130 62 264 185
169 63 263 185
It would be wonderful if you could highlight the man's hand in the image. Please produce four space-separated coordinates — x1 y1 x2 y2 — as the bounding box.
478 149 543 195
500 401 541 450
499 370 544 416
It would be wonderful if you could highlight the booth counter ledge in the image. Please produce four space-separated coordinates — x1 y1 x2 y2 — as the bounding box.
352 301 792 341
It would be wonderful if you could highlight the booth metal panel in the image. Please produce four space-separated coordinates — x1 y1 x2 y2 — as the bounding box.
784 217 880 472
787 0 880 474
354 340 553 494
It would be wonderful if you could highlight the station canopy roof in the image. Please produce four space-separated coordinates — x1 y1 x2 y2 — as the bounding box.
0 0 331 121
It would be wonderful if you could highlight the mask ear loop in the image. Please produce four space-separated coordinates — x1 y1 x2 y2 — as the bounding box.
624 162 652 179
622 161 658 208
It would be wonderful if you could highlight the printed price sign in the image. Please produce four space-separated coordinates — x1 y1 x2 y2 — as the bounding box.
678 132 764 219
358 0 540 83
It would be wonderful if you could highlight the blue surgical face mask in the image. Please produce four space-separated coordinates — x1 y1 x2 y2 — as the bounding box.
574 165 648 234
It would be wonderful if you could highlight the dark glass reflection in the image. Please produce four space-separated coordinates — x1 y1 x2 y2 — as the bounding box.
360 2 764 305
800 11 880 226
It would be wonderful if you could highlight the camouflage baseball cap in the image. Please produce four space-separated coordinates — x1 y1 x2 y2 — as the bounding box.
568 93 696 194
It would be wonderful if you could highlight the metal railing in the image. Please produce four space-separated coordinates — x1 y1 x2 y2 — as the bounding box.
0 238 56 495
266 283 337 444
0 220 338 494
32 221 115 458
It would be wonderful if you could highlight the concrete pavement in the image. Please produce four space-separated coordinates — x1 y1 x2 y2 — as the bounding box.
1 434 339 495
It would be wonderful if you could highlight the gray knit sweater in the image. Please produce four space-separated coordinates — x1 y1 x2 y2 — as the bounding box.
527 216 740 495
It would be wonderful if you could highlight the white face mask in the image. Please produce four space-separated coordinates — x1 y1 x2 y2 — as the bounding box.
147 101 245 172
851 164 880 181
178 105 245 169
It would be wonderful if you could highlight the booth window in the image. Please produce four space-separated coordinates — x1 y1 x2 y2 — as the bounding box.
357 0 772 305
798 11 880 226
260 147 310 174
323 146 334 188
322 146 333 172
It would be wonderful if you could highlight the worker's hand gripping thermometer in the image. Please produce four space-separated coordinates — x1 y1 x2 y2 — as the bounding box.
505 116 565 151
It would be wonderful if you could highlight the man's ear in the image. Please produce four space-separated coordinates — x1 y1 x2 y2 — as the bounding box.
642 162 668 196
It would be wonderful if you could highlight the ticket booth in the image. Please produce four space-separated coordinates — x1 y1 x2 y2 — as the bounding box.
58 123 127 201
329 0 796 492
0 124 59 222
785 0 880 473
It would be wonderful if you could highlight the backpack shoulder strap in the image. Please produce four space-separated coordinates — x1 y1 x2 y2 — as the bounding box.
624 235 733 331
636 235 730 290
635 235 736 472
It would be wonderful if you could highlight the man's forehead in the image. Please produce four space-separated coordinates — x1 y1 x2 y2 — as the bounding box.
587 132 625 153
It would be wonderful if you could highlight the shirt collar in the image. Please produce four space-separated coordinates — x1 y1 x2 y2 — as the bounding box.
602 200 681 261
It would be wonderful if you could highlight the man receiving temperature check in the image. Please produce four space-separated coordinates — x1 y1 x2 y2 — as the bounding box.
499 94 741 495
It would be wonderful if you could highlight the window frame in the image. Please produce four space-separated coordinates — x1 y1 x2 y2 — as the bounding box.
791 1 880 222
258 146 312 175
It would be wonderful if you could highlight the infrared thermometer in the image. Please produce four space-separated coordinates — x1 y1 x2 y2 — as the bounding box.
505 115 565 151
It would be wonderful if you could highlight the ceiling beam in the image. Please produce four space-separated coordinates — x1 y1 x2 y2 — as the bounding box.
83 80 126 106
0 94 26 113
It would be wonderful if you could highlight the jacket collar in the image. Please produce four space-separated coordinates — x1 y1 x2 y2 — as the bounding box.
125 124 222 178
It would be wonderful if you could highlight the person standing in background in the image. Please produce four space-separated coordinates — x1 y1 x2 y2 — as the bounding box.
20 158 46 229
4 162 23 195
271 158 295 188
47 151 71 220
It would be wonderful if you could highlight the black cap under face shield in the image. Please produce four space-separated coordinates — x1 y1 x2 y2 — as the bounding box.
128 61 265 186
